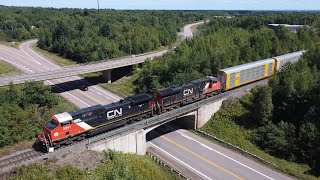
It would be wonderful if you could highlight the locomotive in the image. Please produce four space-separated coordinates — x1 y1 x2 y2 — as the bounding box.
37 50 305 152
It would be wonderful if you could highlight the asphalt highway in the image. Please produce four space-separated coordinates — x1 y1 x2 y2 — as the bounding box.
148 122 292 180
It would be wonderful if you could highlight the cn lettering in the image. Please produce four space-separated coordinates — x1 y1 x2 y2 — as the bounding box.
107 108 122 119
183 89 193 96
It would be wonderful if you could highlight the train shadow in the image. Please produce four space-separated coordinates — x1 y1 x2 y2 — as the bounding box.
50 76 104 93
146 116 195 142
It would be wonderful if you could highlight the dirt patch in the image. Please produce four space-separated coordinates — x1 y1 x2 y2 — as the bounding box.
54 150 105 170
53 149 106 170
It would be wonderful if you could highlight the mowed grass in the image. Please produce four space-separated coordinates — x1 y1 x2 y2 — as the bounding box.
32 45 77 67
199 100 319 180
101 74 137 98
0 61 21 75
0 41 23 49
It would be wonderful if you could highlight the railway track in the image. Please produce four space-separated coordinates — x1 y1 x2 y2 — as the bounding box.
0 149 44 170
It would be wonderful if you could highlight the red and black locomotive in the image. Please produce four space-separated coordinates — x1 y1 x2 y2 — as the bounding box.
37 76 221 151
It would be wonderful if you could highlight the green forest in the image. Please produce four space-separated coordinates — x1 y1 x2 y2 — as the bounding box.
134 13 320 92
0 6 227 63
0 82 75 149
134 13 320 178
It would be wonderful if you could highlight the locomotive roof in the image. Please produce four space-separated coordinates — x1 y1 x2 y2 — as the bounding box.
191 76 218 84
126 93 153 105
104 99 131 109
53 112 73 123
69 105 104 117
157 85 182 96
219 58 274 74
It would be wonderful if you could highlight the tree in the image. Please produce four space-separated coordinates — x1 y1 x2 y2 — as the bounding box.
251 86 273 125
21 82 58 108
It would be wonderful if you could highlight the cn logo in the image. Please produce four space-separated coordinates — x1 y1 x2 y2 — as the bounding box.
183 89 193 96
107 108 122 120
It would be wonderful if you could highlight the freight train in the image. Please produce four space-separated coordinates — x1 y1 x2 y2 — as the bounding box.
37 51 305 152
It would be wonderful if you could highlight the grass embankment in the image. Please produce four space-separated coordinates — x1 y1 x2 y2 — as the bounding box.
32 45 77 67
0 61 21 76
101 74 137 98
9 150 180 180
200 99 318 180
0 41 23 48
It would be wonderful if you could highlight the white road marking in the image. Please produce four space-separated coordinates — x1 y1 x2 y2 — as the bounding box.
25 42 120 101
47 81 91 107
174 129 275 180
0 47 42 65
149 142 213 180
25 42 60 68
0 56 34 73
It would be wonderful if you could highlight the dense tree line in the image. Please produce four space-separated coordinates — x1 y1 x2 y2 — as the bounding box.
0 82 65 148
135 13 319 92
134 13 320 176
233 47 320 175
0 6 227 63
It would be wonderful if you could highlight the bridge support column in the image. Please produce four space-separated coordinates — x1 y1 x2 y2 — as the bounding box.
88 129 146 155
196 98 225 128
102 70 112 83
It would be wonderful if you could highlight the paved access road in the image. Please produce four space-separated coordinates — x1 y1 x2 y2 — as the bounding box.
148 123 292 180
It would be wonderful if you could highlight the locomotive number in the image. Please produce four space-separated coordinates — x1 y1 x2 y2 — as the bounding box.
63 126 71 131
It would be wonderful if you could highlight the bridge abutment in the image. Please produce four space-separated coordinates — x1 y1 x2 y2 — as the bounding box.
102 69 112 83
88 129 146 155
196 98 225 128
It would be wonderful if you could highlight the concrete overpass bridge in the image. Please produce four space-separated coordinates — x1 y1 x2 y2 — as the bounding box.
0 50 167 87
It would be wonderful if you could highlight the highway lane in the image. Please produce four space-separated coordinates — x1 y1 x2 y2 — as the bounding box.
178 21 206 41
148 123 292 180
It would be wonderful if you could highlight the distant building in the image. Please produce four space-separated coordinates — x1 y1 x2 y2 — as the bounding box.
213 16 234 19
267 24 308 33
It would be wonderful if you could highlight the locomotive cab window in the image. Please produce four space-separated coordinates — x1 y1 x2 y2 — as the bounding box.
61 121 70 126
45 120 58 130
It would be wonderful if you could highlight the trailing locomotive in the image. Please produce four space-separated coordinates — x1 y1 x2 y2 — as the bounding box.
37 51 305 152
